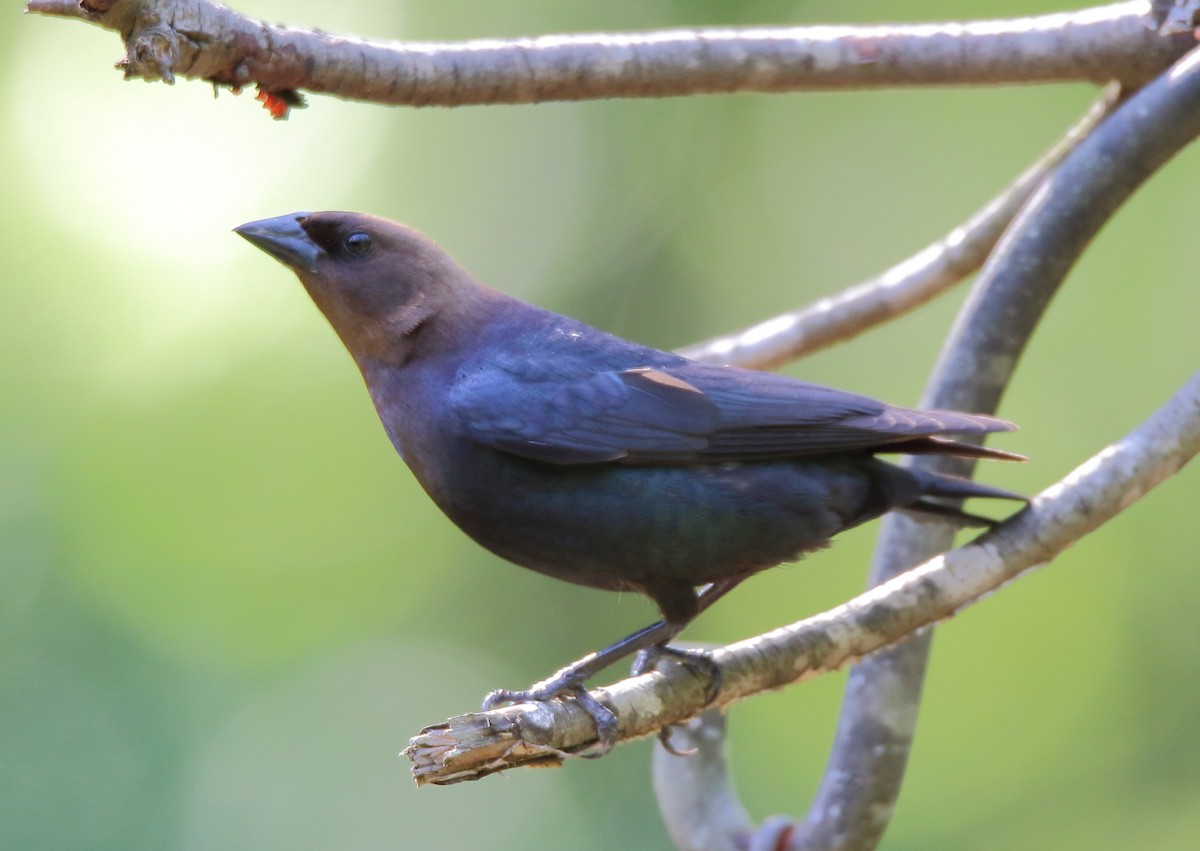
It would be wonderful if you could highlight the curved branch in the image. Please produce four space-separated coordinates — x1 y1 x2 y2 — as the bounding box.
652 710 753 851
24 1 1193 110
677 87 1120 369
792 41 1200 851
404 369 1200 784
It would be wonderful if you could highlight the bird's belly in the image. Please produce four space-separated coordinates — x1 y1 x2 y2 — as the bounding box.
419 447 861 593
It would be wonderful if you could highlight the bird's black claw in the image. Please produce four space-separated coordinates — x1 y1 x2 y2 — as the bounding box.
568 686 619 758
632 644 722 704
657 724 699 757
481 687 529 712
632 645 721 756
481 676 619 757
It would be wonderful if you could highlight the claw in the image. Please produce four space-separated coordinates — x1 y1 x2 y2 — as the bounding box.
473 589 746 761
481 687 525 712
632 644 722 704
631 644 721 756
568 686 619 758
657 724 699 757
482 675 620 757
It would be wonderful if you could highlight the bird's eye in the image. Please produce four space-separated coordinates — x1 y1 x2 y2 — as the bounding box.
344 231 373 256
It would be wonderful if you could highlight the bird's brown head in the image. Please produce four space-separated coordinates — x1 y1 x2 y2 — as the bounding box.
235 211 482 366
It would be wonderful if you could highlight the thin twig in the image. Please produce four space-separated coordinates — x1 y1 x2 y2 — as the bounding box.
678 87 1120 369
24 1 1193 110
405 369 1200 784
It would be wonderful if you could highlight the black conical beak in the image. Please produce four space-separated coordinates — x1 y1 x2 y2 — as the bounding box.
234 212 324 272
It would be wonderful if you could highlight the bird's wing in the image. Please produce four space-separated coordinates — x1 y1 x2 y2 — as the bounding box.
450 358 1013 466
450 364 721 463
671 362 1013 461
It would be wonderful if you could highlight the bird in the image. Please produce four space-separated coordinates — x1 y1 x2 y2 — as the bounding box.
235 210 1024 752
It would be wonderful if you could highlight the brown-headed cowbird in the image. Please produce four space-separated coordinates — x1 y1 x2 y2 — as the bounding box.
236 211 1023 749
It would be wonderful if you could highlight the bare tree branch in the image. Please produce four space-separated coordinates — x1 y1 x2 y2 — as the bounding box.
24 1 1193 111
405 368 1200 784
678 87 1120 369
652 710 753 851
793 37 1200 851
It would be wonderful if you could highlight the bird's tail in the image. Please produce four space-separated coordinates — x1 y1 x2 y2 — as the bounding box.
904 467 1027 528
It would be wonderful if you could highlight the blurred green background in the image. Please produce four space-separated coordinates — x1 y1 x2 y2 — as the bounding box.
3 1 1199 848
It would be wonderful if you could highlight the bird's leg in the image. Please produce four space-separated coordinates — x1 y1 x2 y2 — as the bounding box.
482 578 744 756
631 578 745 755
630 576 740 697
630 643 726 756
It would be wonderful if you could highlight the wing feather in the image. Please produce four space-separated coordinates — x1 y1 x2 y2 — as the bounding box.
451 356 1014 466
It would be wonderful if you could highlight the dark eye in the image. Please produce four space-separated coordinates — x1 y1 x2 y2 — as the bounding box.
344 231 373 256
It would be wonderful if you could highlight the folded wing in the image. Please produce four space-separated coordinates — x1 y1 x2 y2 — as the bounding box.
451 358 1016 466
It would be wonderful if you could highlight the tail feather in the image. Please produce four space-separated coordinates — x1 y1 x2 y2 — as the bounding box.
906 499 998 528
903 467 1028 527
909 468 1026 502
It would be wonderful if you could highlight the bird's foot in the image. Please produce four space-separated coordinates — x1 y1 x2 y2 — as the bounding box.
631 644 722 756
631 644 722 701
482 666 619 758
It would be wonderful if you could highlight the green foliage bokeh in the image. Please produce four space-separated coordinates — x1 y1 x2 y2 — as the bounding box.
2 2 1199 849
